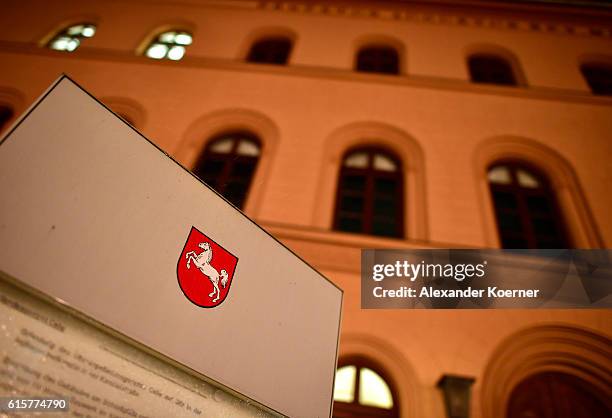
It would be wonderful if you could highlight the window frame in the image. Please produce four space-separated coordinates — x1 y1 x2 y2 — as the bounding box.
192 132 262 210
47 22 97 52
247 37 293 65
467 53 518 86
355 45 401 75
333 356 400 418
144 29 193 61
580 62 612 96
487 160 570 248
333 147 404 238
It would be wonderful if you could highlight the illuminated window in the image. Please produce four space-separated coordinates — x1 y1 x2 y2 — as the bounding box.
333 359 398 418
488 162 569 248
468 54 517 86
356 46 399 75
145 30 192 61
580 63 612 96
334 148 404 238
0 105 14 132
48 23 96 52
192 132 261 209
247 37 292 65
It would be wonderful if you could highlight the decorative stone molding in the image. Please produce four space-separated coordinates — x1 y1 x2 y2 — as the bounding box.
259 1 612 40
480 324 612 418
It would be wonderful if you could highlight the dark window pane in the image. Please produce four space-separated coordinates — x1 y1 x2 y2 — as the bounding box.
535 238 565 249
356 46 399 75
373 197 397 217
501 237 528 248
527 195 551 214
581 64 612 96
498 213 522 230
224 181 248 206
493 191 518 210
342 175 366 191
532 219 559 236
338 217 363 233
468 54 517 86
232 160 256 177
194 160 224 185
340 196 365 213
374 178 397 195
247 38 292 65
372 219 398 237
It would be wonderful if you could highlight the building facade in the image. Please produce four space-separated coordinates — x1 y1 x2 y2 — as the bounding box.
0 0 611 417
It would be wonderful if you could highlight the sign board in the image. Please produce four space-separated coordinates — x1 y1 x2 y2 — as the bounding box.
0 76 343 418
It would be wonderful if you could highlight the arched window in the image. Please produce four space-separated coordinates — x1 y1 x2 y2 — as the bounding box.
356 46 400 75
247 37 292 65
468 54 517 86
507 372 610 418
334 148 404 238
580 62 612 96
145 30 192 61
488 162 568 248
333 358 399 418
48 23 96 52
0 105 14 132
192 132 261 209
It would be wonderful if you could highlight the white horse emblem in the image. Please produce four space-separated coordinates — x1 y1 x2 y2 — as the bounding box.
185 242 229 303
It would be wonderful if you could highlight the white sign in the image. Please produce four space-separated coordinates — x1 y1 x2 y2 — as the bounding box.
0 76 343 418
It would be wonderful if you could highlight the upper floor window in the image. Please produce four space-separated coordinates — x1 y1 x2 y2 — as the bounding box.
356 46 400 75
468 54 517 86
247 37 292 65
145 30 192 61
334 148 404 238
48 23 96 52
192 132 261 209
488 162 568 248
333 359 398 418
580 62 612 96
0 105 14 132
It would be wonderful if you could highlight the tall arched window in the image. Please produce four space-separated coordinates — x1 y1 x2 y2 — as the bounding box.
145 30 192 61
48 23 96 52
356 46 400 75
247 37 292 65
488 162 568 248
0 105 14 132
507 372 610 418
333 358 399 418
334 148 404 238
192 132 261 209
580 62 612 96
468 54 517 86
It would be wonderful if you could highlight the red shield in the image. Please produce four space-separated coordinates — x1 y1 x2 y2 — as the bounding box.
177 226 238 308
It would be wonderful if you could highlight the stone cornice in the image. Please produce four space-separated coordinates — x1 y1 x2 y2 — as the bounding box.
258 1 612 40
